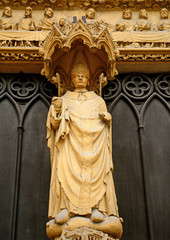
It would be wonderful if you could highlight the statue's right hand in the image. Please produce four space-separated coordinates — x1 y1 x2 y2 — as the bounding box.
52 97 62 114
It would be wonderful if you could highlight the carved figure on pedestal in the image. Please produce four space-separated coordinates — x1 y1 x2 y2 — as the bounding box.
116 9 134 31
0 7 16 30
37 8 55 31
134 9 152 31
18 6 35 31
46 61 123 239
156 8 170 31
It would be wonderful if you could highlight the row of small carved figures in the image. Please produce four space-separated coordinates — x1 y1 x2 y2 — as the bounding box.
0 7 169 32
0 40 169 48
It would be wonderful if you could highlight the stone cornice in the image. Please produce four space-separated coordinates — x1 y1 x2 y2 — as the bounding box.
0 0 169 11
0 31 169 63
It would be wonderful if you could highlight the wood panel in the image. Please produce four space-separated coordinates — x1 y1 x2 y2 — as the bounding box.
143 98 170 240
15 99 50 240
110 98 148 240
0 98 18 240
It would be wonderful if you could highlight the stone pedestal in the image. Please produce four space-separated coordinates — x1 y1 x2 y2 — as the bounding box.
54 227 118 240
46 216 123 240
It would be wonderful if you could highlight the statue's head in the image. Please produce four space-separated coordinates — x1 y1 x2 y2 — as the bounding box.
160 8 168 19
86 8 96 19
25 6 32 18
123 9 132 20
71 62 90 90
3 7 12 18
139 9 148 19
44 8 53 18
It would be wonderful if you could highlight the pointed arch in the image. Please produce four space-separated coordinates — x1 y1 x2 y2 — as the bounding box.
140 93 170 125
21 93 50 126
109 93 140 123
0 93 21 123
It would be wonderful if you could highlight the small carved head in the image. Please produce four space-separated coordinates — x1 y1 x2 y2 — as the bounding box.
25 6 32 18
3 7 12 18
123 9 132 20
44 8 54 18
59 18 66 27
71 62 90 90
139 9 148 19
160 8 169 19
86 8 96 19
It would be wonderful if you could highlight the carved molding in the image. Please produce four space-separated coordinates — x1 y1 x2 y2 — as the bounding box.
117 48 170 62
0 0 169 10
0 51 43 61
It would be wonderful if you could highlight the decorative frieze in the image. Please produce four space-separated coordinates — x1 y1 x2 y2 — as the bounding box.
0 0 169 10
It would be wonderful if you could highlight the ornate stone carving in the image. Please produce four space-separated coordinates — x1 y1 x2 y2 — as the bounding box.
18 6 36 31
0 0 168 10
47 218 123 239
134 9 152 31
40 19 118 86
86 8 96 20
57 18 74 35
156 8 170 31
0 52 43 61
37 8 56 31
0 7 17 30
116 9 134 32
117 52 170 62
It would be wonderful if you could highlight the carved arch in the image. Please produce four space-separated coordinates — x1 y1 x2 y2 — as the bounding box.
40 20 118 91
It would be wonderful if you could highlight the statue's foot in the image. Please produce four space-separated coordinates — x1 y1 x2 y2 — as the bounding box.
55 209 69 224
91 209 105 223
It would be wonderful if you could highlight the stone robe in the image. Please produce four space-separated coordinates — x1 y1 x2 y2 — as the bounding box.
47 91 119 219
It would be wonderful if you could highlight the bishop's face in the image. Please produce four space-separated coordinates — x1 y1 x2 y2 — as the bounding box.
71 73 89 91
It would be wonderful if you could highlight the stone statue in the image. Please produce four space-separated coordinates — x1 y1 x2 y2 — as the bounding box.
0 7 16 30
18 6 35 31
134 9 152 31
37 8 55 31
46 62 122 239
85 8 110 35
57 18 73 35
116 9 134 31
156 8 170 31
86 8 96 20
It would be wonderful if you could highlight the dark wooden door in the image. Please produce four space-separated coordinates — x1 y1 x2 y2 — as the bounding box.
0 73 170 240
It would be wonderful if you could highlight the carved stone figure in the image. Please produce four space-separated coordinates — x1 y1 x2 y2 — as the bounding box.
134 9 152 31
0 7 16 30
157 8 170 31
116 9 134 31
46 61 122 238
86 8 96 20
85 8 110 35
37 8 55 31
18 6 35 31
57 18 74 35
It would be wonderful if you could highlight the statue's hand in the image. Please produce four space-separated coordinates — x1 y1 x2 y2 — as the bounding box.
99 113 106 121
99 112 112 122
52 97 62 114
